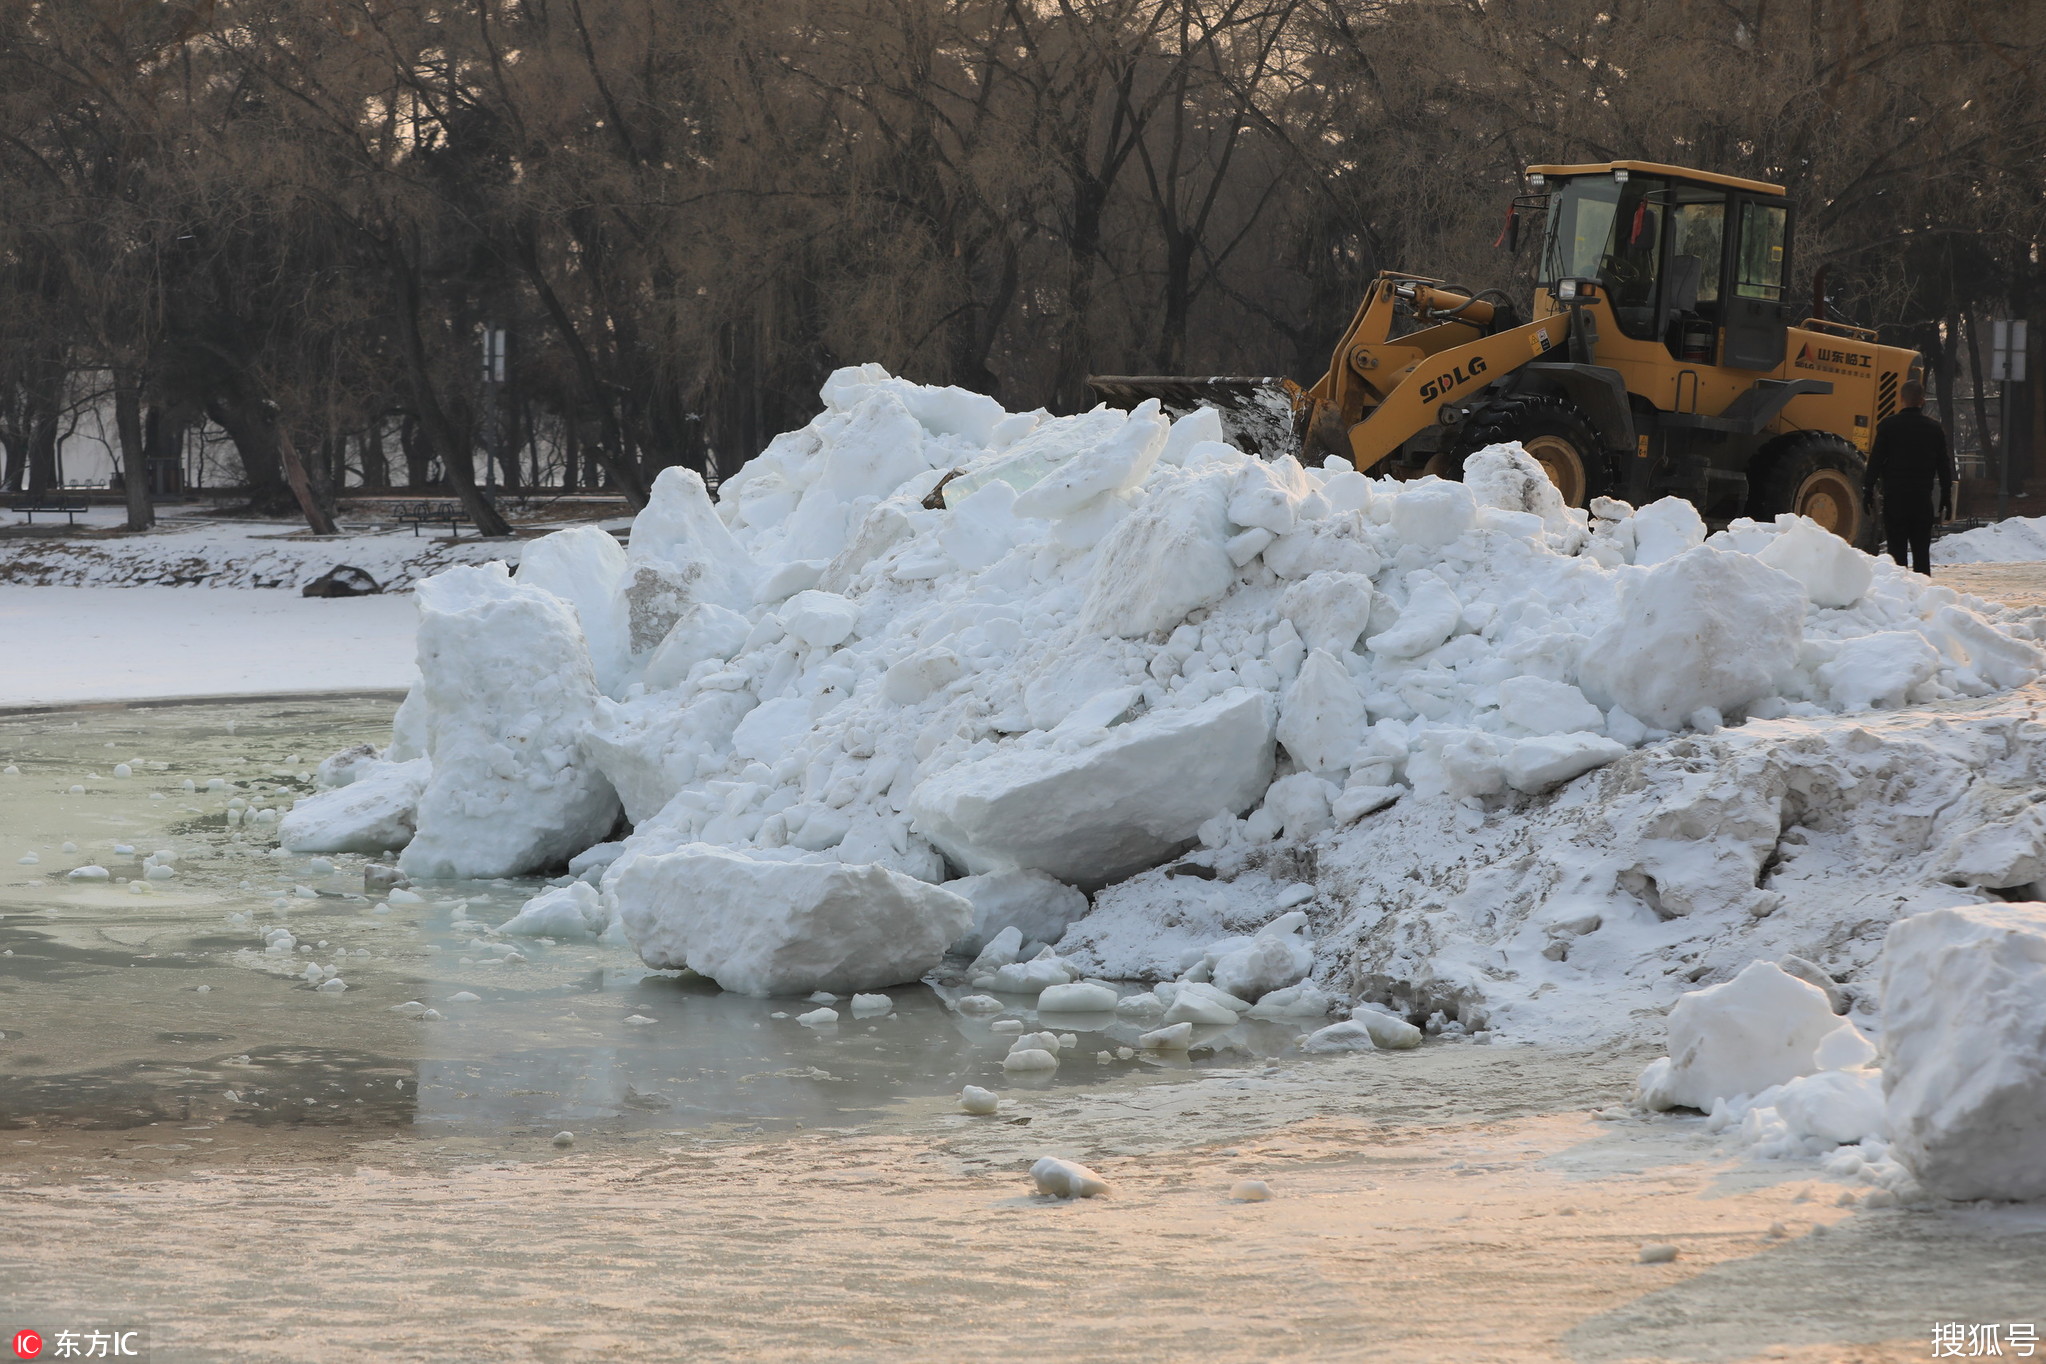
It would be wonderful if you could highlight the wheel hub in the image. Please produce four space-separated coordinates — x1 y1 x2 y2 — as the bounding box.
1795 469 1859 538
1520 434 1587 507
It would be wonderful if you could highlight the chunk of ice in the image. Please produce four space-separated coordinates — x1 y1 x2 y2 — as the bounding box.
1031 1156 1111 1199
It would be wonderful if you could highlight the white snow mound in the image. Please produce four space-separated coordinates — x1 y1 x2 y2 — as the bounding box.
910 687 1275 890
279 758 428 855
306 369 2046 1045
398 563 621 879
1636 961 1858 1111
1881 902 2046 1201
1934 515 2046 565
943 869 1089 956
614 845 971 996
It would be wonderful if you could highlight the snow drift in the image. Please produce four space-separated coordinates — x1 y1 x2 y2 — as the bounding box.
1935 515 2046 565
1880 902 2046 1201
296 364 2046 1038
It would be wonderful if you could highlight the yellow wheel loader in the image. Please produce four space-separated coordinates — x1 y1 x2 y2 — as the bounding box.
1092 161 1921 547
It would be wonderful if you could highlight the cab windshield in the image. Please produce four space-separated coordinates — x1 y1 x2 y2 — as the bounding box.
1540 173 1705 342
1540 177 1622 283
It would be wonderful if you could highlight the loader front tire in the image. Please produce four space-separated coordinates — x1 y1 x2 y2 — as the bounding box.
1450 395 1607 508
1748 432 1875 551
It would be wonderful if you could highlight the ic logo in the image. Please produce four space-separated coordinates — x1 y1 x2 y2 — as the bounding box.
12 1330 41 1359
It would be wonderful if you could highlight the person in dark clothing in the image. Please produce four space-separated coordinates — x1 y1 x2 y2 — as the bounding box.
1862 379 1953 575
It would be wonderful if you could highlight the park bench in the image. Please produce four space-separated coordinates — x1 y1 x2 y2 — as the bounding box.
386 500 474 537
10 493 90 525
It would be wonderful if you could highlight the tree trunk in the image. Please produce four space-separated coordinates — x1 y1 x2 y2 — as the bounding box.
512 228 650 505
22 366 62 497
438 422 510 536
400 415 432 488
360 419 390 490
274 426 339 536
389 258 514 537
1965 314 1995 485
314 433 344 519
1936 314 1960 446
142 405 191 499
26 409 59 497
1153 232 1196 374
205 395 294 514
1053 181 1108 413
493 401 524 493
114 372 154 531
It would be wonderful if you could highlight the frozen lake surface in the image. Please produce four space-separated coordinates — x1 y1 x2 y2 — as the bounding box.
5 698 2042 1363
0 696 1305 1140
0 586 419 707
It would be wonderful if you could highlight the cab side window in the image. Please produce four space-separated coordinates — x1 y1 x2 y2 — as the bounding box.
1668 200 1724 318
1656 190 1727 362
1735 202 1789 300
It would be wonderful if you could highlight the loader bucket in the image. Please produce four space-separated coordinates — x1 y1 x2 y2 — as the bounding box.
1087 375 1302 458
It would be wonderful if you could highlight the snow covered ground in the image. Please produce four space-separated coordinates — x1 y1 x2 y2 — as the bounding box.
0 507 637 707
1935 514 2046 564
0 586 417 707
0 511 538 591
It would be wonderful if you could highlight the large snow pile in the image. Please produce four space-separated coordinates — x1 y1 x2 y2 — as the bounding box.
287 364 2046 1014
1934 516 2046 565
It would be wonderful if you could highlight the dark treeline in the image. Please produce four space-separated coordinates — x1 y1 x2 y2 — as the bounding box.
2 0 2042 532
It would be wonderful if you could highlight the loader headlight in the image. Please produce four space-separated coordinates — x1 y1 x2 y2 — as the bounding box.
1556 279 1578 301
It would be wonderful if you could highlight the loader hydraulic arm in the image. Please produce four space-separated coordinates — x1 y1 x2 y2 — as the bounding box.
1338 313 1567 470
1092 273 1558 469
1299 274 1562 472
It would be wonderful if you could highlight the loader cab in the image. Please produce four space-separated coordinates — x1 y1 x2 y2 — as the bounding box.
1531 161 1792 371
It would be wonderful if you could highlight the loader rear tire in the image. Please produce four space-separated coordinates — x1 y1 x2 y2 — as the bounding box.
1748 432 1875 552
1450 395 1608 508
